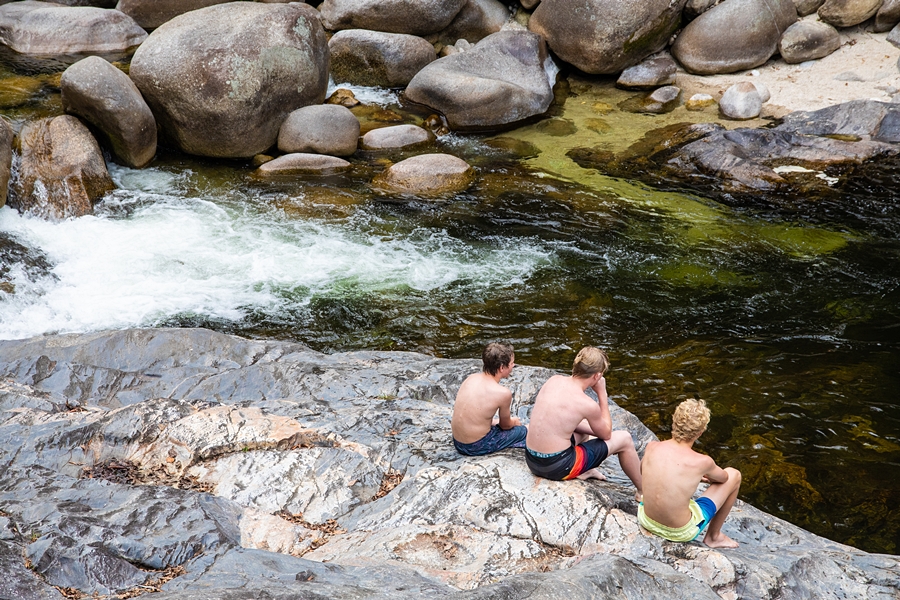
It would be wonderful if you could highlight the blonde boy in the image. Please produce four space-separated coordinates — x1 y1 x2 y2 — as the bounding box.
638 399 742 548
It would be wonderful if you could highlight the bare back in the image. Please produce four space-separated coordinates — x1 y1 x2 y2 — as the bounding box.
525 374 609 454
640 439 720 527
451 372 513 444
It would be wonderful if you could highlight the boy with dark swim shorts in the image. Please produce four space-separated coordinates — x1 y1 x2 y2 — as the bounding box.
451 342 528 456
525 346 643 500
638 398 742 548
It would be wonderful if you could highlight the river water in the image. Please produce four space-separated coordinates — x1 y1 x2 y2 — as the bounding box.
1 68 898 554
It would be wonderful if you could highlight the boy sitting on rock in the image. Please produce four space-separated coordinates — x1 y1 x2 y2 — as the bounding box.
525 346 643 501
451 342 527 456
638 398 742 548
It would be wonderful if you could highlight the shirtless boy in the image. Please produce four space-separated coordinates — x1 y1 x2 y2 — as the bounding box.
452 342 528 456
638 398 742 548
525 346 643 500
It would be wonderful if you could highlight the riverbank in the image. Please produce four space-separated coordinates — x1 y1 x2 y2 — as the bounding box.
676 19 900 117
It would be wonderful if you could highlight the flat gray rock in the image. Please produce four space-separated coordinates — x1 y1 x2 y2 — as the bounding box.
361 124 434 151
255 153 351 176
0 327 897 598
0 1 146 54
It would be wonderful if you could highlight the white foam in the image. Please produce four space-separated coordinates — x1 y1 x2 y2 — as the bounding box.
0 170 552 340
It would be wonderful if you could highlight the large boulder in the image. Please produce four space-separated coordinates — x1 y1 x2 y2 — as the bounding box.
115 0 235 30
794 0 826 14
434 0 510 46
0 118 11 209
9 115 115 219
0 0 147 54
818 0 883 27
672 0 797 75
528 0 688 75
319 0 467 36
329 29 436 88
405 30 555 129
778 19 841 63
60 56 156 168
875 0 900 31
277 104 360 157
129 2 329 159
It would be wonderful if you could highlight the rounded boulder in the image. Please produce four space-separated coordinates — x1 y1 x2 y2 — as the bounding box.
818 0 882 27
255 153 351 177
115 0 235 30
672 0 797 75
0 1 147 55
361 125 434 151
277 105 360 157
373 153 475 195
616 55 677 90
60 56 156 168
719 81 763 120
778 20 841 63
319 0 467 36
529 0 686 75
405 30 555 129
129 2 329 159
9 115 115 219
329 30 436 88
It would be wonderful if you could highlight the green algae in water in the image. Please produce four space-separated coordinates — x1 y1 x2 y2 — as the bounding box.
653 262 748 288
757 224 851 258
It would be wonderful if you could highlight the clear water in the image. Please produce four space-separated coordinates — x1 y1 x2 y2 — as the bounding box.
1 70 898 555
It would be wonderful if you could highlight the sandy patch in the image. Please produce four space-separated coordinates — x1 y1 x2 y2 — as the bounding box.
675 17 900 117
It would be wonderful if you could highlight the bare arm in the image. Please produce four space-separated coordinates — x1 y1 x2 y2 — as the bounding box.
703 458 729 484
584 376 612 440
496 389 521 429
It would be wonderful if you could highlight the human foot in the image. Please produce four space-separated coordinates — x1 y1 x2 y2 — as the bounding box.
576 468 606 481
703 532 739 548
634 491 643 503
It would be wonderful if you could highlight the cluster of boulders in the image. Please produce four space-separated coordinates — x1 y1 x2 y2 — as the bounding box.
1 0 900 218
0 328 897 598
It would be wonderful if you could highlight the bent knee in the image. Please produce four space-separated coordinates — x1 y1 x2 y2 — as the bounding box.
725 467 742 486
608 430 635 452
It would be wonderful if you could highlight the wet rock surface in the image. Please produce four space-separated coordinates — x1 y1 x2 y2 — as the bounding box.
568 99 900 203
0 327 897 598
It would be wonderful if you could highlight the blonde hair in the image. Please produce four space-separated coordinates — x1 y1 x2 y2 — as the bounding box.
672 398 710 442
572 347 609 378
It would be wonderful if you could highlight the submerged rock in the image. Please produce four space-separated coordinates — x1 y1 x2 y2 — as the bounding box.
9 115 115 219
129 2 329 159
0 328 897 597
373 153 475 195
568 101 900 202
254 153 352 176
360 124 434 151
0 1 147 54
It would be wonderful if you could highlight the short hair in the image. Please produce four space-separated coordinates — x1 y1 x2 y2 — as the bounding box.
572 346 609 378
672 399 710 442
482 342 514 376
